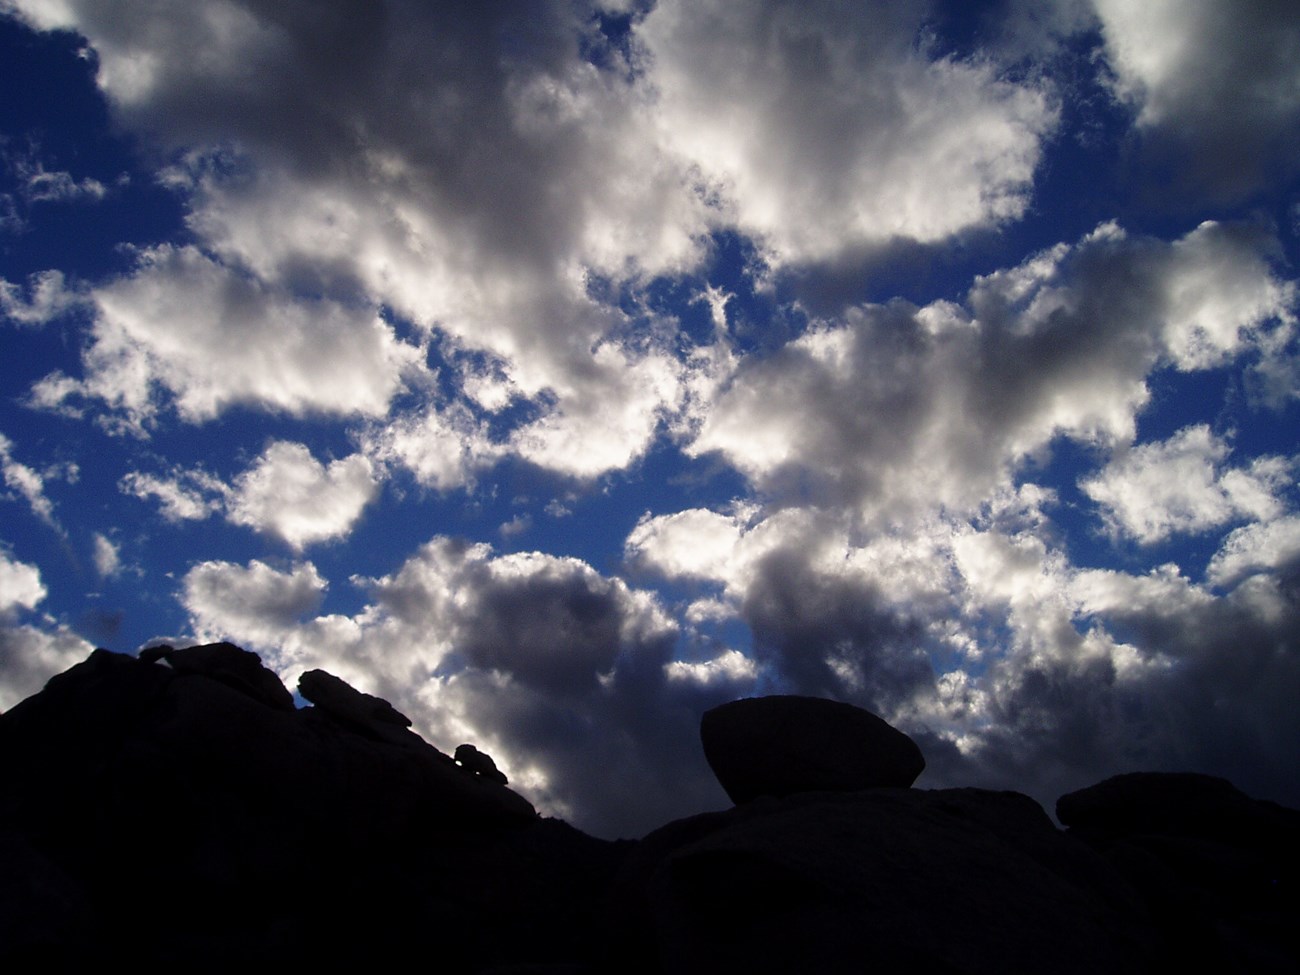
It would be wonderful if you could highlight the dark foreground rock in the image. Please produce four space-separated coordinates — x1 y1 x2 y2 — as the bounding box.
700 694 925 803
2 648 1296 972
1058 773 1300 974
611 788 1158 974
0 647 598 970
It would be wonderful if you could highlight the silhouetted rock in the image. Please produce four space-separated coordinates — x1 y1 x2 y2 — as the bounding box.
298 667 413 741
457 743 509 785
700 695 925 804
1058 772 1300 972
613 787 1158 974
3 652 1297 972
1057 771 1266 834
141 641 296 711
0 647 554 969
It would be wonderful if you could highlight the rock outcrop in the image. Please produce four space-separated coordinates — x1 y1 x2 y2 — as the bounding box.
141 641 296 711
612 788 1159 974
1058 773 1300 973
700 695 925 804
2 648 1296 972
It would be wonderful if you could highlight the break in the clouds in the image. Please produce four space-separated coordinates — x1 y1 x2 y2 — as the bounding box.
2 1 1299 837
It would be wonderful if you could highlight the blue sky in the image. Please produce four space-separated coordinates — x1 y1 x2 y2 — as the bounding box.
2 0 1299 838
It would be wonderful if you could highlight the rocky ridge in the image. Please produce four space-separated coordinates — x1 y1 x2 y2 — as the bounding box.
1 643 1296 972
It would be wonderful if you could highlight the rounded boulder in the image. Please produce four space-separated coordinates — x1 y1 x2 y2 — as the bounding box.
701 695 925 804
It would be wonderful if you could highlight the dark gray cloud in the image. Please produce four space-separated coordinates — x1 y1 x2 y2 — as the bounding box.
1093 0 1300 203
741 545 937 707
960 558 1300 811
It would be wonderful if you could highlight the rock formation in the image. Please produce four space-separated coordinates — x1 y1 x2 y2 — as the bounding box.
141 640 296 711
1 646 1295 972
699 694 925 803
456 743 509 785
298 666 414 743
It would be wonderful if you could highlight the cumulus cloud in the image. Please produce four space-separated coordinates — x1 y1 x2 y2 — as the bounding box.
638 0 1057 263
1094 0 1300 201
0 548 91 710
225 441 379 549
1081 425 1292 544
184 559 328 647
33 245 424 432
0 547 45 614
909 511 1300 809
178 538 749 837
124 441 379 548
361 403 500 493
7 0 1300 837
1206 515 1300 589
0 622 94 711
687 221 1294 522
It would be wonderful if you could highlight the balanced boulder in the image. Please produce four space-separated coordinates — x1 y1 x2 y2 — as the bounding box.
700 695 925 804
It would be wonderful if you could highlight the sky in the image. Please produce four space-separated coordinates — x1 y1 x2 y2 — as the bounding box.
1 0 1299 840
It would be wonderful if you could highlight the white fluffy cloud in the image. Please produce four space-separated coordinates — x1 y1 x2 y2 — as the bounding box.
124 440 379 548
92 532 121 578
184 558 328 647
1206 515 1300 589
33 245 423 431
225 441 379 549
0 547 45 614
1081 425 1291 544
639 0 1056 263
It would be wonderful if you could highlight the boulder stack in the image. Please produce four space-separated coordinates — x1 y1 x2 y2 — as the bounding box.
700 695 925 804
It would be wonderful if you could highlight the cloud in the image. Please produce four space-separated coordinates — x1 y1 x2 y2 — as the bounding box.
1206 515 1300 589
926 513 1300 809
0 548 92 710
124 441 379 548
0 622 94 711
178 538 748 837
92 532 121 578
0 547 46 614
1093 0 1300 201
225 441 379 550
638 0 1057 263
0 432 59 528
20 165 108 204
32 245 424 432
361 403 500 492
0 270 86 326
184 558 327 646
119 468 224 522
1081 425 1292 544
687 221 1294 522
